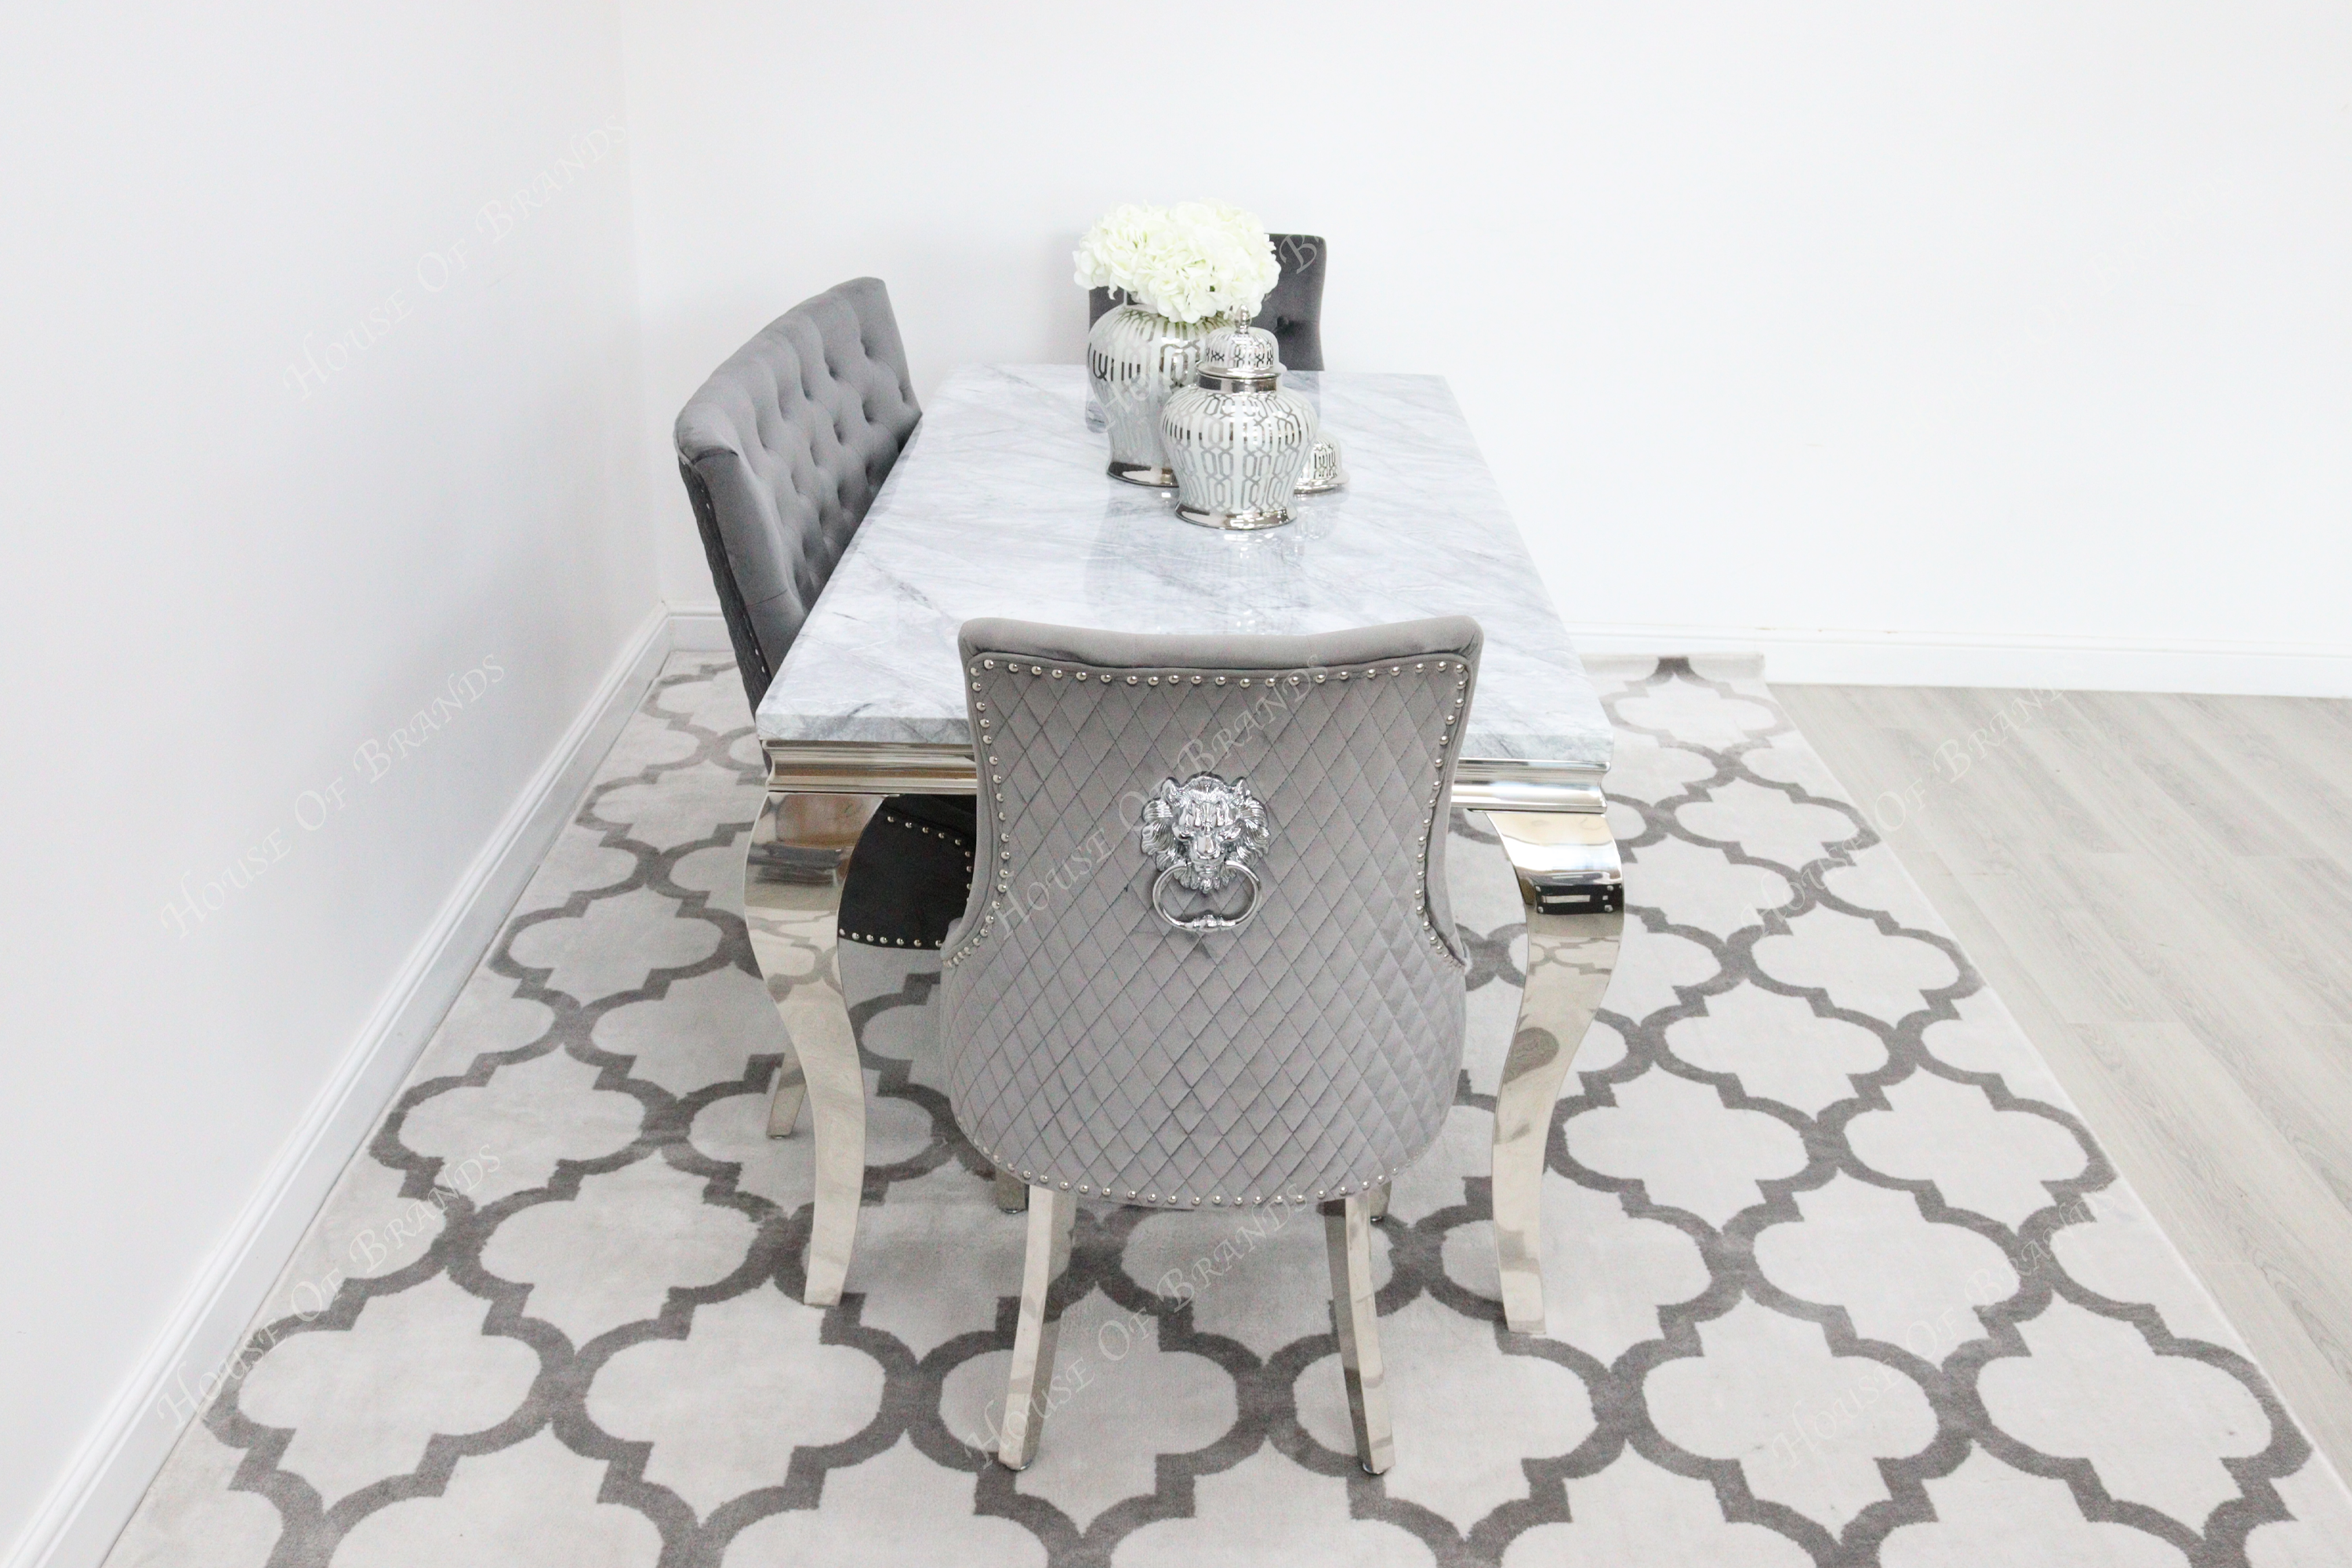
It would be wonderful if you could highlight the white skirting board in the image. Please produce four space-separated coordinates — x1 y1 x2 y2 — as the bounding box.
1564 622 2352 699
14 605 718 1568
665 606 733 652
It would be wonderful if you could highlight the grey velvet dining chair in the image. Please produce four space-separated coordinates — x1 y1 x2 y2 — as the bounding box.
675 278 919 708
674 278 975 954
674 278 977 1173
941 615 1480 1474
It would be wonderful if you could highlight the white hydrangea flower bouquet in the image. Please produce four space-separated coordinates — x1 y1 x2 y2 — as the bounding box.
1073 202 1280 324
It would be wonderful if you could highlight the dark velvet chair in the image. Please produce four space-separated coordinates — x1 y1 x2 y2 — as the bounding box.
674 278 974 951
1087 232 1327 369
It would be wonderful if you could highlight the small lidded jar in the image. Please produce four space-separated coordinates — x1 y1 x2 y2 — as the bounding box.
1159 322 1318 531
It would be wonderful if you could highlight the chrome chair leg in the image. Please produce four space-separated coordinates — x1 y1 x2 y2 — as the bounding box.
1322 1192 1393 1474
744 789 878 1307
1486 811 1624 1335
998 1185 1077 1470
1367 1178 1392 1223
767 1051 806 1137
993 1171 1030 1212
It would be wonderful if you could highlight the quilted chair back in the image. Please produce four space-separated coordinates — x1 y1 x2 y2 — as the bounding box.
675 278 921 709
941 616 1479 1210
1089 233 1328 372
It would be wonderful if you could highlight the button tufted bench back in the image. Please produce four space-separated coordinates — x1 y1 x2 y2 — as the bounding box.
1089 233 1327 372
676 278 922 709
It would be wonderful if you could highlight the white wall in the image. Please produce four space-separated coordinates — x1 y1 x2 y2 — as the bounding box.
0 4 655 1561
621 0 2352 695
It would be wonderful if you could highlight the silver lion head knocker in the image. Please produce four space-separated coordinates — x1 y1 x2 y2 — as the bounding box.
1138 773 1272 932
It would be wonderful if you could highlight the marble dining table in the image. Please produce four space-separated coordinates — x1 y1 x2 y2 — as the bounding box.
743 363 1624 1336
760 365 1613 771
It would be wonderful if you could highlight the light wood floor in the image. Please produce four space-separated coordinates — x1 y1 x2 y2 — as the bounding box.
1777 683 2352 1482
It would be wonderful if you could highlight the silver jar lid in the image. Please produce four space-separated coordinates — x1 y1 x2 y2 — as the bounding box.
1195 322 1283 392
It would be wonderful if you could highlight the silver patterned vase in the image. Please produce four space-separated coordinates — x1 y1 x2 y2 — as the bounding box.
1087 301 1236 487
1160 323 1317 531
1294 434 1348 494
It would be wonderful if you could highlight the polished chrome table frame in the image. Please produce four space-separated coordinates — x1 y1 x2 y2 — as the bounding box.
746 742 1621 1334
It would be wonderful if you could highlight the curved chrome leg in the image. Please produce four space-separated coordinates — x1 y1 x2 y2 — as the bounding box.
744 790 877 1307
1486 810 1624 1336
998 1185 1077 1470
993 1171 1031 1213
1323 1193 1392 1474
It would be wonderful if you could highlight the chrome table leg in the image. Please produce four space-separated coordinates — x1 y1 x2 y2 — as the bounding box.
1486 810 1623 1335
744 789 877 1307
1322 1192 1393 1474
998 1185 1077 1470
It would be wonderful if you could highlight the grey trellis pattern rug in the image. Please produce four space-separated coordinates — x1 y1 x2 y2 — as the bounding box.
107 652 2352 1567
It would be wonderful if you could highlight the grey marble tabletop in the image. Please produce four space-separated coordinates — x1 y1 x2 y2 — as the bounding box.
757 365 1611 771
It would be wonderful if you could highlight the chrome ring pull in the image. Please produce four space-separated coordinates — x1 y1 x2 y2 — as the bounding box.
1139 773 1273 933
1150 862 1261 932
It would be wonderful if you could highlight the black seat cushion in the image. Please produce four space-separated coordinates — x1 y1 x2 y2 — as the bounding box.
837 794 976 950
